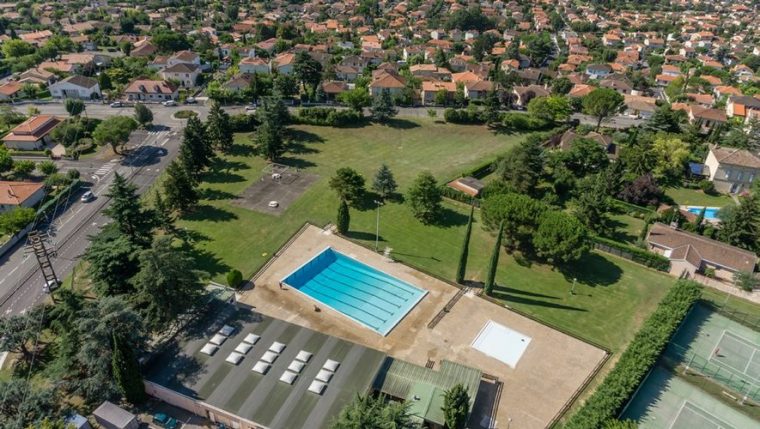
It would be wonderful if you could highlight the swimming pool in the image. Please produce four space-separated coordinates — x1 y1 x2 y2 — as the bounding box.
685 206 721 220
282 247 427 336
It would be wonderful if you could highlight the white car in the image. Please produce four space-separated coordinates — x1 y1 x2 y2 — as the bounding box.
245 104 257 111
162 100 177 107
43 280 60 294
80 190 95 202
110 101 124 108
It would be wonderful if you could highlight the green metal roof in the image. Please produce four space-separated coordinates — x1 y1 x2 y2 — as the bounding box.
374 359 482 425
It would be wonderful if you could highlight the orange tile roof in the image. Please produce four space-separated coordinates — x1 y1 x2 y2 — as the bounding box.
0 181 44 206
3 115 61 142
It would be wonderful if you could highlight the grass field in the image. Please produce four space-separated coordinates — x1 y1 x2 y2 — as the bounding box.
178 118 675 352
607 213 646 244
664 187 734 208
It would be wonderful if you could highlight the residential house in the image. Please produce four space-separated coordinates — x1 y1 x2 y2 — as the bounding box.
0 82 22 100
726 95 760 120
130 42 157 57
124 79 179 102
238 57 270 74
271 52 296 75
585 64 613 80
688 105 727 128
161 63 201 88
17 67 55 86
623 95 657 119
92 401 139 429
0 181 45 213
368 69 406 97
420 81 456 106
512 85 550 107
168 50 201 67
568 84 594 98
49 75 101 99
2 115 61 150
703 145 760 194
646 223 757 282
464 80 494 102
599 77 633 95
224 74 253 93
321 81 349 102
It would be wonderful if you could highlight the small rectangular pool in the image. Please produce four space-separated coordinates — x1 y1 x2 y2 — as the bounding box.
282 247 427 336
685 206 720 220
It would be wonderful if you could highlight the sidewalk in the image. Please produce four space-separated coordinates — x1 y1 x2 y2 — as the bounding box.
692 273 760 304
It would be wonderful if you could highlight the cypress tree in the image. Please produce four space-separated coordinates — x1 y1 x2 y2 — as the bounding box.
163 160 199 213
484 221 504 296
442 384 470 429
111 332 146 404
694 206 706 234
455 206 474 284
336 199 350 234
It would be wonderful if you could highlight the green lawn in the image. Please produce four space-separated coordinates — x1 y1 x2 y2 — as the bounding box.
664 186 734 207
606 214 646 245
179 118 676 352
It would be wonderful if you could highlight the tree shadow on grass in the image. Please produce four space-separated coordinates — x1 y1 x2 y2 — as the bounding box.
288 141 320 155
605 217 638 244
352 191 385 212
385 118 420 129
202 169 247 184
432 206 470 228
492 285 561 300
287 128 325 143
558 252 623 287
200 188 237 201
183 205 239 223
277 156 316 170
344 230 386 242
187 246 231 280
490 287 587 312
228 142 257 157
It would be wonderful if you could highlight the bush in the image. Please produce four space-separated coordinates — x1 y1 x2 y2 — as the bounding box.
501 112 551 131
564 280 701 429
229 113 259 132
226 269 243 288
174 110 198 119
0 207 35 236
444 108 483 124
592 236 670 271
293 107 364 126
699 179 716 195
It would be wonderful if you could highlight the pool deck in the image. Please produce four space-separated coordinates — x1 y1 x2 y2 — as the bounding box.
241 225 607 429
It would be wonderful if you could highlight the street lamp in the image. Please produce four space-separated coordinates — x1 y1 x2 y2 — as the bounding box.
570 277 577 295
374 200 383 251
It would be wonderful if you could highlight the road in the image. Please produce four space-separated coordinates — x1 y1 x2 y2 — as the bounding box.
0 105 185 316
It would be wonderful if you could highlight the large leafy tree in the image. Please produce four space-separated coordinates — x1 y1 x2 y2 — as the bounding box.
647 104 682 133
338 87 371 113
407 171 442 224
533 210 589 264
0 305 45 367
481 192 546 250
554 137 609 177
582 88 624 131
482 89 501 127
64 98 85 116
133 103 153 127
442 384 470 429
573 174 612 235
255 95 289 161
618 173 662 207
331 395 418 429
84 224 140 296
652 134 689 179
336 199 350 234
293 51 323 97
102 173 154 247
370 89 398 123
163 160 199 213
206 102 233 152
179 115 212 179
527 95 572 123
496 136 544 196
330 167 366 204
92 116 138 153
132 236 204 331
372 164 397 199
0 379 62 429
718 195 760 252
0 145 13 173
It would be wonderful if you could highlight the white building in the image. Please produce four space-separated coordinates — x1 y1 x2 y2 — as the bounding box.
49 75 101 99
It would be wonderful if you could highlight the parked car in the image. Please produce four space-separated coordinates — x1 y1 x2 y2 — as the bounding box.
109 101 124 108
152 412 179 429
80 190 95 202
184 97 197 104
162 100 177 107
245 104 257 111
43 279 61 294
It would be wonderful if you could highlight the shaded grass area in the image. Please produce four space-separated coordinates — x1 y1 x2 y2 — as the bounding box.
179 118 675 352
606 214 646 245
664 186 734 207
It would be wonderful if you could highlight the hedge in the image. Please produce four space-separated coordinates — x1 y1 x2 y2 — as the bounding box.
564 279 701 429
501 112 551 131
444 108 484 124
229 113 259 132
592 236 670 271
293 107 364 126
440 185 479 206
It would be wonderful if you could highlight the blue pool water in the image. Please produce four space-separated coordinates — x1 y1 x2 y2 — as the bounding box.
686 206 720 220
282 247 427 336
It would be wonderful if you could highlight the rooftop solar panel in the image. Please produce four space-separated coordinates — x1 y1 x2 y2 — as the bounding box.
323 359 340 372
308 380 327 395
279 370 298 384
315 369 333 383
296 350 312 362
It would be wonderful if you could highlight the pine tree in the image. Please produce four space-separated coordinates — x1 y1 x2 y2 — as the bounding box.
336 200 350 234
482 89 501 127
133 103 153 127
370 89 398 123
407 171 442 224
111 332 146 404
694 206 706 234
456 206 474 284
102 173 154 247
179 115 212 180
484 221 504 296
206 102 234 153
153 190 174 232
372 164 397 199
163 160 199 213
442 384 470 429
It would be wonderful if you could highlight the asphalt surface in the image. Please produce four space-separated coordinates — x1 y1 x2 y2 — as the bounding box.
0 104 185 316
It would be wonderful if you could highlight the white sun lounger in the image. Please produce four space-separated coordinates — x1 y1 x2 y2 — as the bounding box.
252 361 270 374
226 352 244 365
269 341 286 353
296 350 312 362
200 343 218 356
235 343 253 354
261 351 278 364
243 333 260 345
323 359 340 372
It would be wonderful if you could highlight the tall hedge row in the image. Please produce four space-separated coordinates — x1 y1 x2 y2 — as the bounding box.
591 236 671 272
564 280 702 429
293 107 364 126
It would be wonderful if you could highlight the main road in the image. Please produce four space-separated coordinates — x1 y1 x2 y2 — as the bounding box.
0 103 187 316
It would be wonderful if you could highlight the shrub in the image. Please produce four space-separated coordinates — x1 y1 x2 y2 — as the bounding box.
699 179 716 195
226 269 243 288
174 110 197 119
592 236 670 271
444 108 483 124
294 107 364 126
564 280 701 429
501 112 551 131
229 113 259 132
703 267 716 278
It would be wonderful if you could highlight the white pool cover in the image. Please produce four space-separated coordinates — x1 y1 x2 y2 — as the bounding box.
471 320 531 368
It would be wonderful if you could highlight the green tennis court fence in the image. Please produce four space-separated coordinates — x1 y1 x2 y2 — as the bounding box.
664 344 760 402
706 302 760 333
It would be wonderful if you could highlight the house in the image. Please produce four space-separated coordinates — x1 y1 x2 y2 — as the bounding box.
92 401 139 429
512 85 550 107
420 80 456 106
335 65 360 82
2 115 61 150
160 63 201 88
17 67 55 86
0 82 22 100
688 105 727 128
368 69 406 97
599 78 633 95
321 81 349 101
124 80 178 102
703 145 760 194
646 223 757 282
585 64 613 80
49 75 101 99
0 181 45 213
271 52 296 75
168 50 201 67
568 84 594 98
623 95 657 119
239 57 270 74
130 42 157 58
464 80 494 101
726 95 760 119
224 74 253 92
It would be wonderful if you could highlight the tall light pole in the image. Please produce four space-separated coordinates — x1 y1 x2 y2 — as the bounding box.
374 200 383 251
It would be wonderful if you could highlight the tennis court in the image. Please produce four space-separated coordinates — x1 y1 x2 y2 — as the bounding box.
668 401 736 429
710 331 760 385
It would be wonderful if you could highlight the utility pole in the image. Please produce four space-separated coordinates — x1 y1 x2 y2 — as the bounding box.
27 231 60 294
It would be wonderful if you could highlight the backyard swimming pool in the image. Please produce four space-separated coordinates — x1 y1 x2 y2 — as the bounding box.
282 247 427 336
685 206 721 220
